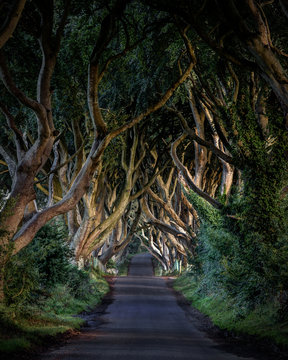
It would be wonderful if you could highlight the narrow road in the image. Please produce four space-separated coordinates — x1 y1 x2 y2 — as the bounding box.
41 253 255 360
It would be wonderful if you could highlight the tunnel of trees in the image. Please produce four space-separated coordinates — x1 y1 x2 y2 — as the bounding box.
1 0 288 352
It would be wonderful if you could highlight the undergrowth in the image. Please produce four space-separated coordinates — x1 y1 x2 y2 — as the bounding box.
174 188 288 348
0 219 109 356
174 272 288 347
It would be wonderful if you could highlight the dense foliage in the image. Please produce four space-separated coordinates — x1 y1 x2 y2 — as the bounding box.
4 218 107 310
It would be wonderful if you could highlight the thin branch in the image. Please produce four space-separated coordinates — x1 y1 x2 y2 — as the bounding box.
34 181 62 202
47 140 59 207
0 0 27 49
0 168 9 176
114 204 141 253
34 140 86 185
0 144 16 176
0 101 27 158
141 196 190 254
99 36 146 82
108 61 195 141
167 107 234 164
136 233 167 269
129 161 169 201
171 133 223 209
147 187 196 238
0 50 47 122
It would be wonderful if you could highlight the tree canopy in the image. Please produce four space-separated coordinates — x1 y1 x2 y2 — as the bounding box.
1 0 288 321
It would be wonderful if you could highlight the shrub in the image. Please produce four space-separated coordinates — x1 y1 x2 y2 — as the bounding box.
3 218 106 313
185 187 288 314
4 251 40 308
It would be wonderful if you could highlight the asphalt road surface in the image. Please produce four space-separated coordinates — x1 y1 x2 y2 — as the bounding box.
41 253 255 360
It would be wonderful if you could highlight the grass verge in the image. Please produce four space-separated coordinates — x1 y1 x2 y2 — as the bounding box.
174 273 288 349
0 272 109 357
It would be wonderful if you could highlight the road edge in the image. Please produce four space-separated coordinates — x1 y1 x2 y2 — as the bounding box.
166 278 288 360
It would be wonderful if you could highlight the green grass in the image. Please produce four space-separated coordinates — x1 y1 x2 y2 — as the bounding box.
0 273 109 356
174 273 288 347
0 338 31 353
0 309 83 354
